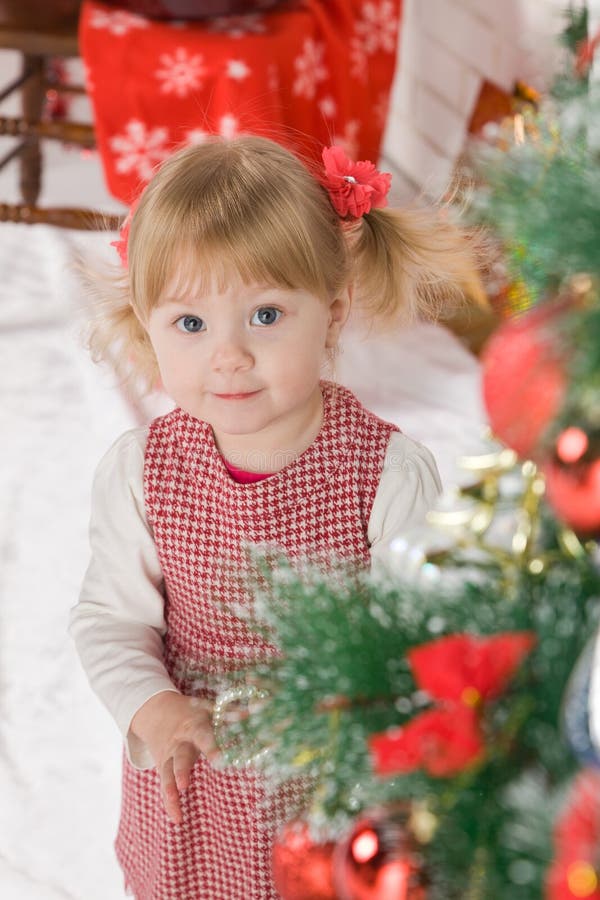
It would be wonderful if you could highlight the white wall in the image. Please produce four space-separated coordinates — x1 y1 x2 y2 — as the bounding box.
383 0 573 194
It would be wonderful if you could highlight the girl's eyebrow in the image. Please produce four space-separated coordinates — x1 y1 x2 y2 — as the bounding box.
158 297 220 309
159 288 296 306
157 283 310 312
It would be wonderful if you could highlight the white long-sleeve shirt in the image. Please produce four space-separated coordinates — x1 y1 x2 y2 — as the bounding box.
70 427 441 767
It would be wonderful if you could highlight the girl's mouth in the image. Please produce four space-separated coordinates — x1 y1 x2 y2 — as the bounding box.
213 390 261 400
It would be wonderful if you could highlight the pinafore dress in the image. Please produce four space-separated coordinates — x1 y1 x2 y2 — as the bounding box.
115 382 397 899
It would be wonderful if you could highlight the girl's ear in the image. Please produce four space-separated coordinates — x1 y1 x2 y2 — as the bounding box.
325 286 352 347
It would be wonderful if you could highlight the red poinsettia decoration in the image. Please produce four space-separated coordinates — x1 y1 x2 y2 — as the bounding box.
372 704 484 777
370 632 536 778
321 146 391 219
546 769 600 900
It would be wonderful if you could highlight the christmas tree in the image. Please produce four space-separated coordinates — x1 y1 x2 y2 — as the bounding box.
213 9 600 898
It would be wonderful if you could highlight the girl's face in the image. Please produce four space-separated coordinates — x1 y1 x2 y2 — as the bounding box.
144 277 349 467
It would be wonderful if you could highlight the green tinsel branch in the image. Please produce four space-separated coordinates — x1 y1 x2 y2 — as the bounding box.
467 112 600 304
465 4 600 306
216 550 600 897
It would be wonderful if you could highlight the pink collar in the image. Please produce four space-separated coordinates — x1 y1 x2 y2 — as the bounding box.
222 460 274 484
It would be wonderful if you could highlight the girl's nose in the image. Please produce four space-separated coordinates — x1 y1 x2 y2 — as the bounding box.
210 339 253 374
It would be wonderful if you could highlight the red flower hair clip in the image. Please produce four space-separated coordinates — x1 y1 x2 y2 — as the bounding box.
110 211 132 268
321 145 392 219
110 195 143 268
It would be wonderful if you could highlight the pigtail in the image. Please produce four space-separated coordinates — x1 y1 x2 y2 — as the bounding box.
349 204 486 325
78 256 159 391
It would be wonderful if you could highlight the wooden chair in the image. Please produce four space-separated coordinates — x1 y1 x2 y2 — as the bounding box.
0 1 121 228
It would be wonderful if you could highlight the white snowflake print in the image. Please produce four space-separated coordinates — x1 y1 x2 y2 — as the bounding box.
185 114 240 144
109 119 170 181
185 128 209 145
333 120 361 160
227 59 251 81
89 9 149 36
268 64 280 94
318 96 337 119
155 48 206 98
218 114 240 139
355 1 398 55
293 39 329 99
209 15 266 38
350 36 368 82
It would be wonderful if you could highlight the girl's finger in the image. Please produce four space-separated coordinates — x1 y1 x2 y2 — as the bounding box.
172 741 198 792
191 721 221 765
160 758 183 825
187 697 221 764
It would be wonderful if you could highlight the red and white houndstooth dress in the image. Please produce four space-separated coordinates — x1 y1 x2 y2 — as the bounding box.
115 382 397 899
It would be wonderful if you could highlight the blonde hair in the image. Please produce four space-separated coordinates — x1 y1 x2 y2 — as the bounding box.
87 135 482 387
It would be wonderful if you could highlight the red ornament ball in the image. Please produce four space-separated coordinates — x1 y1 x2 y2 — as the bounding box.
556 427 589 464
482 302 566 458
272 821 337 900
545 769 600 900
543 457 600 535
333 807 426 899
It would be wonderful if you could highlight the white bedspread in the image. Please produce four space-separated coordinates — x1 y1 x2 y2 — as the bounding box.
0 221 487 899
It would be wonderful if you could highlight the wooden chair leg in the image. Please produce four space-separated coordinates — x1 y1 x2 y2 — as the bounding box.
19 53 45 207
0 202 122 229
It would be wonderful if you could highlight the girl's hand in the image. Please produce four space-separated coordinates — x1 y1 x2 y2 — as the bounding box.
130 691 220 824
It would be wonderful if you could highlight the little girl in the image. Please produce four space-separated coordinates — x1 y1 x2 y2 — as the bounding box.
71 135 481 899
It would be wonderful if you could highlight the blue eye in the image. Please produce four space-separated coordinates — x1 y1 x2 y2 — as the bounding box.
251 307 282 326
175 315 205 333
